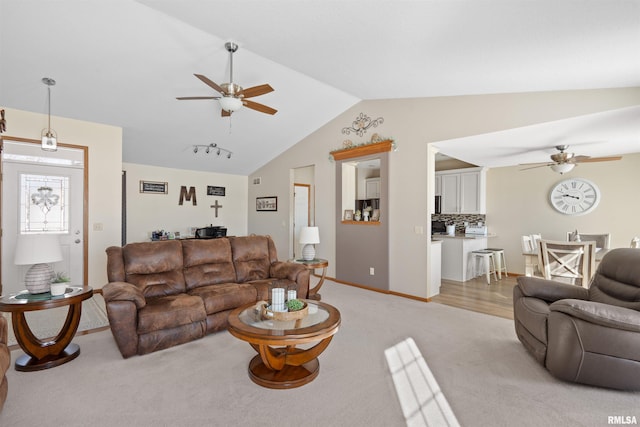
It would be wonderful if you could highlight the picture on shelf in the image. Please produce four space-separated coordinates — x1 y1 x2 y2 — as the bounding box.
344 209 354 220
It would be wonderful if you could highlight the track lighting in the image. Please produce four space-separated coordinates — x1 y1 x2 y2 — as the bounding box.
192 144 232 160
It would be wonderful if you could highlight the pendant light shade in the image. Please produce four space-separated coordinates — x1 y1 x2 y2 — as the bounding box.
219 95 243 113
41 77 58 152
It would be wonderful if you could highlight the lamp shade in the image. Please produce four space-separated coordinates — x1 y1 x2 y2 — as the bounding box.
219 96 243 112
299 227 320 244
14 234 63 265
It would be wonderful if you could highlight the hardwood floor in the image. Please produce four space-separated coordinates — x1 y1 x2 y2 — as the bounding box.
431 274 516 320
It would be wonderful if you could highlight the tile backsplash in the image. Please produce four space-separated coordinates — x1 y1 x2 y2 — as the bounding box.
431 214 486 233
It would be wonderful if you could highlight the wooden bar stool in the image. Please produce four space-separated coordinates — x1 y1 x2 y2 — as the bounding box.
471 250 498 285
485 248 508 279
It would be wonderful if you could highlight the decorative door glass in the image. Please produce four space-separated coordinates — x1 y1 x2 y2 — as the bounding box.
19 173 70 233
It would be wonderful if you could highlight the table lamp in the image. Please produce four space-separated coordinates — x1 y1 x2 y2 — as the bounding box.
14 234 63 294
299 226 320 261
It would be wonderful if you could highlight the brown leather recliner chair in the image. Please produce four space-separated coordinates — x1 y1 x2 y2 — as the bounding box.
514 248 640 390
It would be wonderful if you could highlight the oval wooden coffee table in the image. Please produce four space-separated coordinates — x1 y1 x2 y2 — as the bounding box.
0 286 93 371
228 300 340 389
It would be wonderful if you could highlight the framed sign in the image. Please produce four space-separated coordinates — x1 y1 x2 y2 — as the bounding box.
256 196 277 212
207 186 226 196
140 180 168 194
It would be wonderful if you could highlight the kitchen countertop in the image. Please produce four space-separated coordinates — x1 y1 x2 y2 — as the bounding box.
432 233 496 240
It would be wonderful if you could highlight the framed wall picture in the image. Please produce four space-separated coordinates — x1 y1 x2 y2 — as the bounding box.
256 196 277 211
344 209 354 220
207 186 225 196
140 180 168 194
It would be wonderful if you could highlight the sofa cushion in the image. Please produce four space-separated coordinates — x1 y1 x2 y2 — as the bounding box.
137 294 206 334
123 240 186 298
182 239 237 291
230 235 272 282
189 283 257 314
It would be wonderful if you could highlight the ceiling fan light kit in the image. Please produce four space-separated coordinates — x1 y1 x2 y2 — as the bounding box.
550 163 575 174
41 77 58 152
520 145 622 174
177 41 277 117
219 96 243 112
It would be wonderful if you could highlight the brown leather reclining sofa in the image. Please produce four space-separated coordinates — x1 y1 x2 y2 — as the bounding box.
513 248 640 390
103 235 309 358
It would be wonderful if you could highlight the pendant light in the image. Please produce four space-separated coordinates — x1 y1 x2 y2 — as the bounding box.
41 77 57 151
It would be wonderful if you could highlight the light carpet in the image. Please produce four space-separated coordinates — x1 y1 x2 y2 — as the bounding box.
1 280 639 427
3 293 109 347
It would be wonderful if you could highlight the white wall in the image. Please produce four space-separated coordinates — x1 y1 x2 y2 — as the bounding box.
486 153 640 274
248 87 640 298
123 163 248 243
2 107 122 289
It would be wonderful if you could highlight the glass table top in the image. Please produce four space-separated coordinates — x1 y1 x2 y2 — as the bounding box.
237 300 329 331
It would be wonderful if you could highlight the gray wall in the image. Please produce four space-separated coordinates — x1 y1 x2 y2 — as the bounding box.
335 152 389 289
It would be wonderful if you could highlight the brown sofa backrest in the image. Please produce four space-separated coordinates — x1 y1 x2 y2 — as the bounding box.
589 248 640 310
229 235 277 282
182 238 237 291
108 240 186 298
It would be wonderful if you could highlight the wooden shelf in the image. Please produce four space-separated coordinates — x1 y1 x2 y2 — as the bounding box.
330 140 393 161
341 220 381 226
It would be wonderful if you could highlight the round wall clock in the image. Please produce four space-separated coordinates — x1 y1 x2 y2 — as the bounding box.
549 178 600 216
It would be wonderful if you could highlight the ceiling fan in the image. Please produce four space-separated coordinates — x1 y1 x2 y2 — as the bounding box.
519 145 622 174
177 41 277 117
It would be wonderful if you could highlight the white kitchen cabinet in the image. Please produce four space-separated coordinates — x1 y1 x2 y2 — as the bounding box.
436 167 486 214
365 177 380 199
434 175 442 196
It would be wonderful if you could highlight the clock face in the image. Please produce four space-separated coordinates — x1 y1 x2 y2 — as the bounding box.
549 178 600 216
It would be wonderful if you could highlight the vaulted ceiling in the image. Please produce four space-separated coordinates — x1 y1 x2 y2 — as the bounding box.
2 0 639 174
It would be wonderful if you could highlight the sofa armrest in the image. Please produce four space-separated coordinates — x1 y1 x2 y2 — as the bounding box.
103 281 146 309
516 276 589 303
550 299 640 333
270 261 306 282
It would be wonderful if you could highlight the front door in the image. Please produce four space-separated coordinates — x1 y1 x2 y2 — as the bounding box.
1 140 85 295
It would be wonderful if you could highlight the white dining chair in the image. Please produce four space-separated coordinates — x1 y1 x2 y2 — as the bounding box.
631 237 640 248
538 239 596 288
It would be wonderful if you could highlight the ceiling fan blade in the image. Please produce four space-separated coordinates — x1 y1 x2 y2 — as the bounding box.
519 161 552 167
176 96 219 100
241 84 274 99
221 109 231 117
574 155 622 163
520 163 552 171
566 155 590 164
194 74 226 94
243 99 277 115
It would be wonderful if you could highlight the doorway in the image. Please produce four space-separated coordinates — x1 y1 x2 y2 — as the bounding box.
291 165 315 259
1 138 87 294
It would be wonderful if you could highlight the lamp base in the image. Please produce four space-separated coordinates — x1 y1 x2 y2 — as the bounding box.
24 263 54 294
302 244 316 261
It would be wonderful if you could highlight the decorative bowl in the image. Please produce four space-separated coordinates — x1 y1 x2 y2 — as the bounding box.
255 300 309 321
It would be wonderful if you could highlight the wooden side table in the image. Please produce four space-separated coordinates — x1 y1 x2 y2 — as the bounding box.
291 258 328 300
0 286 93 371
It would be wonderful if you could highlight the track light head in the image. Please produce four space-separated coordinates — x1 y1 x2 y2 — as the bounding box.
193 147 198 153
217 149 221 155
227 153 231 159
206 147 210 153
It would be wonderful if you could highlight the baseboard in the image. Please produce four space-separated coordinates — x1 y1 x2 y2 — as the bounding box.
325 276 431 303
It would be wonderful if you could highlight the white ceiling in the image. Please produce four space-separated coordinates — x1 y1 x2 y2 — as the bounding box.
1 0 639 174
